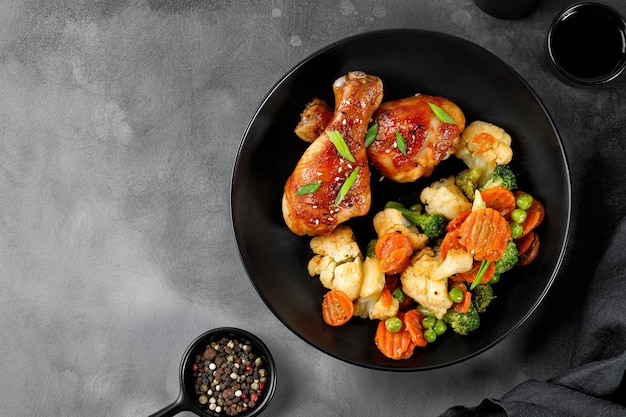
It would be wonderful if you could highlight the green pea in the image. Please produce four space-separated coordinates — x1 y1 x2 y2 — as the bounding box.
391 288 405 302
424 328 437 343
511 208 527 224
516 193 533 210
510 222 523 239
434 319 447 336
385 316 403 333
489 273 501 284
409 203 422 212
449 287 464 303
422 316 436 329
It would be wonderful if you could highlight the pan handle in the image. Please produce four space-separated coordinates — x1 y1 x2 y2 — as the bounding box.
147 393 188 417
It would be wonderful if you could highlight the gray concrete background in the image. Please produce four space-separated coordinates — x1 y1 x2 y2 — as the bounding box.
1 1 625 416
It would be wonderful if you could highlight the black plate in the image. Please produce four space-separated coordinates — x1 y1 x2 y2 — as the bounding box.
231 29 571 371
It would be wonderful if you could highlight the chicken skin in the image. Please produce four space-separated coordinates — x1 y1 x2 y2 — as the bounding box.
367 94 465 183
282 71 384 236
294 98 333 142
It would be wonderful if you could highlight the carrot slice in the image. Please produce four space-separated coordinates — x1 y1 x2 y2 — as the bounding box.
321 289 354 326
451 283 472 313
454 260 495 285
398 292 416 311
384 275 399 291
454 291 472 313
447 208 472 232
440 231 464 260
515 230 536 256
375 232 414 274
378 287 393 308
441 209 472 260
480 186 516 218
458 208 511 262
517 233 540 266
403 309 427 347
471 132 497 155
374 314 415 360
520 196 545 237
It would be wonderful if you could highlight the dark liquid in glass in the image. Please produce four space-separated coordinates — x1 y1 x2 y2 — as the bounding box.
551 6 626 81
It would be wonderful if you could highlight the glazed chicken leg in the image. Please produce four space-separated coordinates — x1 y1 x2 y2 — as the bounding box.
367 94 465 182
282 71 384 236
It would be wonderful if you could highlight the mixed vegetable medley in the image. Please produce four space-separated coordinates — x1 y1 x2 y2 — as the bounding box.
307 120 544 360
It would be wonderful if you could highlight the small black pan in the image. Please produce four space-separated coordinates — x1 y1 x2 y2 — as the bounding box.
148 327 276 417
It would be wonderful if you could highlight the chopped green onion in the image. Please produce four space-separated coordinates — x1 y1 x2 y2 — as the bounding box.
326 130 355 162
334 166 360 206
365 123 378 147
470 259 490 290
428 102 458 124
416 304 435 317
295 180 322 196
395 131 407 155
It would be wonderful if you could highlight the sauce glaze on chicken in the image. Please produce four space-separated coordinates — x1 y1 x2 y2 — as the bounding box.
367 94 465 183
282 71 384 236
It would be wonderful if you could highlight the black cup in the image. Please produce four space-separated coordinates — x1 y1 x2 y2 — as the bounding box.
474 0 541 19
148 328 276 417
547 2 626 86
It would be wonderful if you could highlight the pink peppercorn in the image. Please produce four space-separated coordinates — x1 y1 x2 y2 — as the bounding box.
192 336 269 416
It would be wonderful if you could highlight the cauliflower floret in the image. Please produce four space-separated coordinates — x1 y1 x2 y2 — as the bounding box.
307 225 364 300
401 248 473 319
358 257 385 300
420 176 472 220
369 292 400 320
372 208 429 250
455 120 513 186
354 257 399 320
431 249 474 281
309 225 361 262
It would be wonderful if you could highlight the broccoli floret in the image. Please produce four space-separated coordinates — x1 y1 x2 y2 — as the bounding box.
415 212 446 239
494 241 519 274
481 164 517 190
365 239 377 258
471 284 494 313
442 303 480 336
455 167 482 201
384 202 446 239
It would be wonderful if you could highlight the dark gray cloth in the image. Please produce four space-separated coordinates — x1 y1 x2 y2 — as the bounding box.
441 218 626 417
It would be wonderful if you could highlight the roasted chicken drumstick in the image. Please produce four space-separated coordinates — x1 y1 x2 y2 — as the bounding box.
282 71 384 236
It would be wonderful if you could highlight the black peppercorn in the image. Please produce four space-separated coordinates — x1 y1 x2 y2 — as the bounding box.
192 336 269 416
